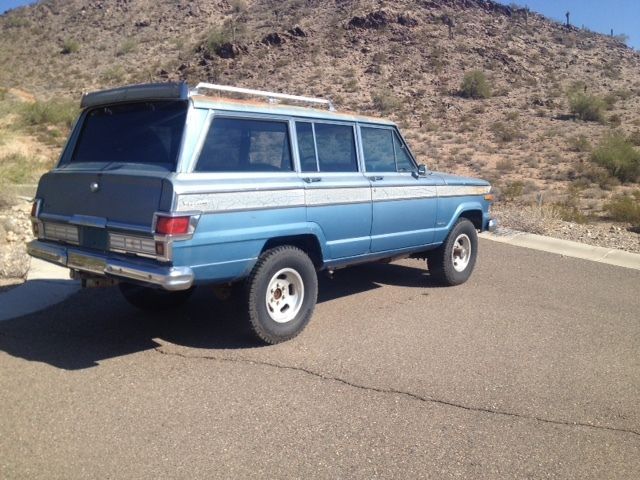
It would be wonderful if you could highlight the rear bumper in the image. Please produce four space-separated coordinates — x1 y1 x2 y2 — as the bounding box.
487 217 498 232
27 240 194 291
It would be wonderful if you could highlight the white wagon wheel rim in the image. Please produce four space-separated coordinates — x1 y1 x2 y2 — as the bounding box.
265 268 305 323
451 233 471 272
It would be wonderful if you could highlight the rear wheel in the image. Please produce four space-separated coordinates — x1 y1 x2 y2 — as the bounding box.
427 218 478 286
119 282 194 311
244 246 318 344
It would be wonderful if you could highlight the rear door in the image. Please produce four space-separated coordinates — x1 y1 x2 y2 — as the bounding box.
35 100 188 250
295 120 372 259
360 125 439 252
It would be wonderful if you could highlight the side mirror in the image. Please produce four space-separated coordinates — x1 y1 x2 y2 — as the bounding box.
417 164 427 176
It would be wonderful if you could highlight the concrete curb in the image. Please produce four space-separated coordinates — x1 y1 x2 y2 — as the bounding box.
480 229 640 271
0 259 80 322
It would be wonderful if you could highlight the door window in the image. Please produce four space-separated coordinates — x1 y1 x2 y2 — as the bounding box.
296 121 358 173
361 126 416 172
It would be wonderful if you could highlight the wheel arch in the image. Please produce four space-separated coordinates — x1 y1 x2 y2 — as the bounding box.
457 209 483 230
262 234 324 269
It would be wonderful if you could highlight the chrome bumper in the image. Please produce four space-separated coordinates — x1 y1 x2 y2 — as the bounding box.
27 240 194 291
487 218 498 232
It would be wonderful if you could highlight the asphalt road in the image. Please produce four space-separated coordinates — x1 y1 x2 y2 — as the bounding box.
1 240 639 479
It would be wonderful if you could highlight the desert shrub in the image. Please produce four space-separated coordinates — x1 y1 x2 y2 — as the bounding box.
491 122 522 143
608 114 622 127
372 90 402 114
573 163 619 190
604 191 640 225
0 153 32 184
230 0 247 13
568 91 605 122
627 131 640 146
554 204 588 223
495 158 515 172
101 65 126 84
459 70 491 99
206 26 232 51
116 38 137 56
502 181 524 201
567 134 591 152
591 132 640 183
61 38 80 54
20 100 78 128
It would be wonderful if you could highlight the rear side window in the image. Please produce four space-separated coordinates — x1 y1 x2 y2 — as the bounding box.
196 117 292 172
70 101 188 170
297 122 357 173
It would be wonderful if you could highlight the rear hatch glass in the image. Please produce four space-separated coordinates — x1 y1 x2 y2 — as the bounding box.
67 100 188 171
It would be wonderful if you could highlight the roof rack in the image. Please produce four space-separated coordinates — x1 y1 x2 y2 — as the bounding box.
193 82 335 111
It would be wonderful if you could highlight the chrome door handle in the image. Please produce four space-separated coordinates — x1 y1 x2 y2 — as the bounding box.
368 176 384 181
303 177 322 183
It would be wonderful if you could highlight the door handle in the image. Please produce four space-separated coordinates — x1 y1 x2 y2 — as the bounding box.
368 176 384 181
303 177 322 183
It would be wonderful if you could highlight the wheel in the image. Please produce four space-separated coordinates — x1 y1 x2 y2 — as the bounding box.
427 218 478 286
118 282 194 311
244 246 318 344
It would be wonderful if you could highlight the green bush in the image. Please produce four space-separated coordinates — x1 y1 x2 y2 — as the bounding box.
568 91 605 122
61 38 80 54
604 191 640 225
591 132 640 183
20 100 78 128
459 70 491 99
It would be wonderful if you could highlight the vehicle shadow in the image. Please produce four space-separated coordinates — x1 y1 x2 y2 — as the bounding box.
0 261 436 370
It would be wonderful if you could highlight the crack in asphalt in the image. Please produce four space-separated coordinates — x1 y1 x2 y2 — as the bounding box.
155 346 640 439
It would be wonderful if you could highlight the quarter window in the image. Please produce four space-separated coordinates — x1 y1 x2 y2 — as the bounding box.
195 117 292 172
393 132 415 172
296 122 358 173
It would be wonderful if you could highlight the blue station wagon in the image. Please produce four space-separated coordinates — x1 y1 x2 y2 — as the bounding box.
28 82 496 343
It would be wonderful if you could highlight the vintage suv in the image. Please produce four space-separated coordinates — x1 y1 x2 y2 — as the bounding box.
28 82 496 343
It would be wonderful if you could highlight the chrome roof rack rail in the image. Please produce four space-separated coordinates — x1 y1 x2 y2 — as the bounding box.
193 82 335 111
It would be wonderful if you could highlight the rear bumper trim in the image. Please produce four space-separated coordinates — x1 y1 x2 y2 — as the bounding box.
27 240 193 291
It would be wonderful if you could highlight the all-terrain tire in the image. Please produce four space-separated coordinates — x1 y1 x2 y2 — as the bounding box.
119 282 194 311
427 218 478 286
243 246 318 344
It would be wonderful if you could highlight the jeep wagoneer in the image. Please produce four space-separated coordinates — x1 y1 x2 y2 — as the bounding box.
28 82 496 343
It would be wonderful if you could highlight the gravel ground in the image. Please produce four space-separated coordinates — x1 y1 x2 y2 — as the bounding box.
492 204 640 254
1 199 639 287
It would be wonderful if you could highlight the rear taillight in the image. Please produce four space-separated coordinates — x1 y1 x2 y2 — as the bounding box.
31 198 41 218
155 215 191 236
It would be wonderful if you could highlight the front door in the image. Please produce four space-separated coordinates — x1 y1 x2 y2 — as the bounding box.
359 125 439 253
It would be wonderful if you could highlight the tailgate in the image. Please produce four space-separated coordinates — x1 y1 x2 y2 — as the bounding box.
37 170 173 229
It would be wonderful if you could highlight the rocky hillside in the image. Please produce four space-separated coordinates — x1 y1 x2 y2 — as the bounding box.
1 0 640 228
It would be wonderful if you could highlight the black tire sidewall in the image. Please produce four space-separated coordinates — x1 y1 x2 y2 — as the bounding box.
443 219 478 285
247 248 318 342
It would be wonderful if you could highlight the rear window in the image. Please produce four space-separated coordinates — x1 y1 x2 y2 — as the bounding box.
195 117 293 172
70 101 188 170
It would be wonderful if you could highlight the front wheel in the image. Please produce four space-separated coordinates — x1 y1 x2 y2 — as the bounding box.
427 218 478 286
244 246 318 344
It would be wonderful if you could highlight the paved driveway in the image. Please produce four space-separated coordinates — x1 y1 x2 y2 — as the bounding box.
1 240 638 479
